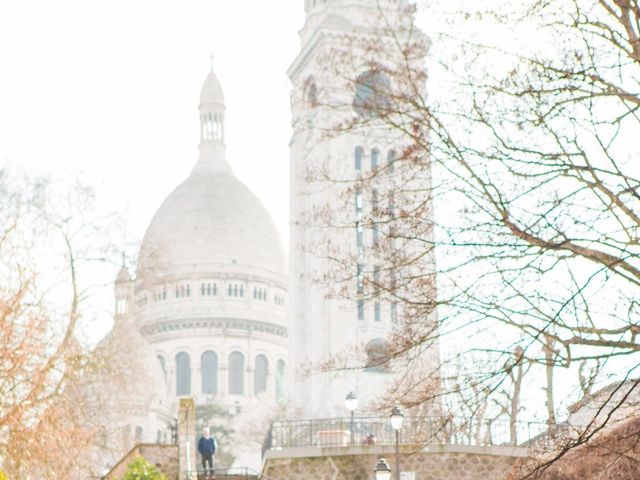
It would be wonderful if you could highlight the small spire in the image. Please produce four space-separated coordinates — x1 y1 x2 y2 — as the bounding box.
208 53 215 72
121 251 126 267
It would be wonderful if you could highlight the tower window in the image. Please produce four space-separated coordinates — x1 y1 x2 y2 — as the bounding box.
356 187 364 254
365 338 391 372
353 70 392 118
357 300 365 321
372 189 379 247
371 148 379 170
357 263 364 294
388 150 396 173
355 147 363 172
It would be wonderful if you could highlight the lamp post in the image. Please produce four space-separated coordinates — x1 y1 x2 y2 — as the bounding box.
345 391 358 444
390 406 404 480
374 458 392 480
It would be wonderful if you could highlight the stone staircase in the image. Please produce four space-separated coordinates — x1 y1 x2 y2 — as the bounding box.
196 475 259 480
195 468 263 480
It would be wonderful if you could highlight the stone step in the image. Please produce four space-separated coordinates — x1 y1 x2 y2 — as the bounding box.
196 475 259 480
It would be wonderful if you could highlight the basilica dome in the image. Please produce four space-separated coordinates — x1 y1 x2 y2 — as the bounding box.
138 165 285 281
137 68 285 284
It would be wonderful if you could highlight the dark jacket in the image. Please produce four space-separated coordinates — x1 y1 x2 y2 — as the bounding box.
198 436 216 456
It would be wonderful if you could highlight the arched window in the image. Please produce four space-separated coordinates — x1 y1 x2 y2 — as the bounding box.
353 70 391 118
307 81 318 107
254 354 269 395
387 150 396 173
176 352 191 396
371 148 379 169
365 338 390 372
355 146 363 172
276 359 286 402
201 351 218 395
229 352 245 395
135 426 143 443
157 355 167 383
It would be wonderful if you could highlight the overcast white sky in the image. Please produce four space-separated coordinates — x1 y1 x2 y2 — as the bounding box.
0 0 305 252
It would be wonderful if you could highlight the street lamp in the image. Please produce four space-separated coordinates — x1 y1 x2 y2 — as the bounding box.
374 458 392 480
390 406 404 480
345 391 358 444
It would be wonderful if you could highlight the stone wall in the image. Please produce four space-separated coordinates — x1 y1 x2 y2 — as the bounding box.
262 444 528 480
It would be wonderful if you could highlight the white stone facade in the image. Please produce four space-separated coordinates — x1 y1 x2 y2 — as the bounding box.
106 66 288 466
288 0 437 417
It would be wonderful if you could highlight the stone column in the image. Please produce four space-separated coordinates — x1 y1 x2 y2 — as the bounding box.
178 398 197 480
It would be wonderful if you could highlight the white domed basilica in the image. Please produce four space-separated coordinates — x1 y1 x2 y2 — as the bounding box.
110 66 288 452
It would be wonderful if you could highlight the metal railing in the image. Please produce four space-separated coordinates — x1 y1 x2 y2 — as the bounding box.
261 415 569 457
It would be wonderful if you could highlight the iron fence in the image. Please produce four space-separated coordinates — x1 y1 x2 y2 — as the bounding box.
261 415 568 458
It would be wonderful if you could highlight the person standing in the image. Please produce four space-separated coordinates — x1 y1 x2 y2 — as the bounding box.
197 427 217 479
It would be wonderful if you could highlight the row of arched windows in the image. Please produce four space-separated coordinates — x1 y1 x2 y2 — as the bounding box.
201 283 217 296
176 284 191 298
142 282 285 306
153 288 167 301
253 287 267 301
173 351 286 400
201 113 223 142
228 284 244 297
354 270 395 323
355 147 396 174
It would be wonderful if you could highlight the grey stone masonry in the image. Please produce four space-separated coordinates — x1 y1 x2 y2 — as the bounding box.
262 444 529 480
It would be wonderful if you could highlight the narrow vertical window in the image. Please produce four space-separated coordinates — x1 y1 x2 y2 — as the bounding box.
372 189 379 247
357 263 364 294
374 266 381 321
201 351 218 395
254 354 269 396
355 146 363 173
357 300 365 320
356 187 364 254
371 148 379 169
388 150 396 173
176 352 191 396
229 352 245 395
276 359 286 402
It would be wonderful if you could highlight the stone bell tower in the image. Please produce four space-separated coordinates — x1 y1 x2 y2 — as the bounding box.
288 0 437 418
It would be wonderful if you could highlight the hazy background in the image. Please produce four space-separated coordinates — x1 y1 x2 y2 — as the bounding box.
0 0 305 254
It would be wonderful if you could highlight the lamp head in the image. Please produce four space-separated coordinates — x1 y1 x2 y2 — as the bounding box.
390 405 404 430
345 391 359 412
374 458 392 480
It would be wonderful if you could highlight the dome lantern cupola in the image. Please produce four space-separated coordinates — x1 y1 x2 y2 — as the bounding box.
199 60 225 146
194 61 230 175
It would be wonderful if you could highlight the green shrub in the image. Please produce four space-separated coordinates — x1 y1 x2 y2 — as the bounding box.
121 457 166 480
